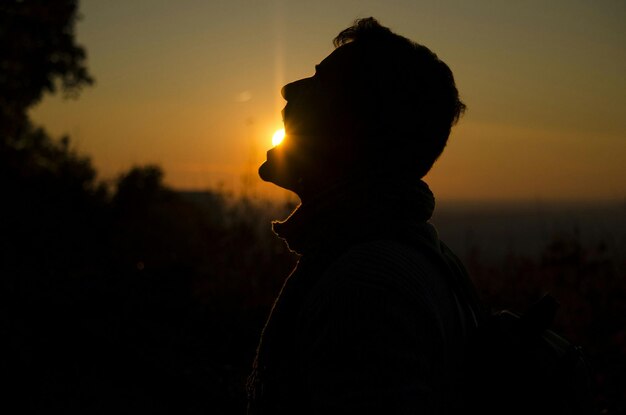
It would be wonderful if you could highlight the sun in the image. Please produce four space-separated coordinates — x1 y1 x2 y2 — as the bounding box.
272 128 285 147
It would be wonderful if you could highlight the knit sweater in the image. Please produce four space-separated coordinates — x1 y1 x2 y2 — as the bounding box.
247 177 476 414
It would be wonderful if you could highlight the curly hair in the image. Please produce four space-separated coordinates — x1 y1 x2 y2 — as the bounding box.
333 17 465 177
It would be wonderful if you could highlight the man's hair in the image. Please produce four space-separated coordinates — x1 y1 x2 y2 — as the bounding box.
334 17 465 178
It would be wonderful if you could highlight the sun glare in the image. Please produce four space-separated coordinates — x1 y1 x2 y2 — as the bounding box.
272 128 285 146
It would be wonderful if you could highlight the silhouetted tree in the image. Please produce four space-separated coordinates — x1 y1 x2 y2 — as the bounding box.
0 0 93 136
0 0 101 290
113 165 171 209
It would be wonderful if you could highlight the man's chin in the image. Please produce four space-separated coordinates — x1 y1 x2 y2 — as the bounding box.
258 160 273 183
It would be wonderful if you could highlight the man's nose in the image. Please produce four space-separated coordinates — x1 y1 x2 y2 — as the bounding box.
281 77 313 101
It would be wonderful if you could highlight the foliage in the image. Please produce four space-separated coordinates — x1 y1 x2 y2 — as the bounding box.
0 0 93 135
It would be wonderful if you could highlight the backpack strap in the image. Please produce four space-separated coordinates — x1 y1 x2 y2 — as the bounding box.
437 240 486 328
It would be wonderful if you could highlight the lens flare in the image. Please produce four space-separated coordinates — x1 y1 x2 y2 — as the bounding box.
272 128 285 146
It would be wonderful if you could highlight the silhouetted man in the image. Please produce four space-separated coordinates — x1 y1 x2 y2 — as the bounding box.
248 18 477 414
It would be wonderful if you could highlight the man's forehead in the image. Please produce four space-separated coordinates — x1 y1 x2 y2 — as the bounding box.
317 42 363 72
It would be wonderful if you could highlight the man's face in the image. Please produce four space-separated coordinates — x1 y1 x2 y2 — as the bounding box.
258 43 365 195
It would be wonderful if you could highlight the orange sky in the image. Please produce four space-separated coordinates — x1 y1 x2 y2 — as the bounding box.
30 0 626 202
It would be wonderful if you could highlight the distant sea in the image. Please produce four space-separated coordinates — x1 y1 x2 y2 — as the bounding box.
431 200 626 261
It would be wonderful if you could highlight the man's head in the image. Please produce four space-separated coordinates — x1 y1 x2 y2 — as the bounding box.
259 17 465 199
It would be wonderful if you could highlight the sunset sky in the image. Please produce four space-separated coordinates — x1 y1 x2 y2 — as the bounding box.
30 0 625 202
